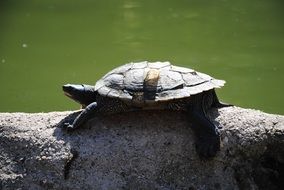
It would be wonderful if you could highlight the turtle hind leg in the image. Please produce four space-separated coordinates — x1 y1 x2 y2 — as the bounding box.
64 102 98 131
188 107 221 158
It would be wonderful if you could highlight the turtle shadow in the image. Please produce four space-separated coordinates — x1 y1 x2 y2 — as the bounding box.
53 110 84 179
56 111 82 129
54 107 224 143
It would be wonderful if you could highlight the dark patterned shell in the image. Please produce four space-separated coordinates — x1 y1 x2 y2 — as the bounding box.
95 61 225 104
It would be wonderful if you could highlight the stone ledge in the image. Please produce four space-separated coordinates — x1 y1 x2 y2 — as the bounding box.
0 107 283 190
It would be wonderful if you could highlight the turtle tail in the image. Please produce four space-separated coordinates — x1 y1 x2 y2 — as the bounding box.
212 90 233 108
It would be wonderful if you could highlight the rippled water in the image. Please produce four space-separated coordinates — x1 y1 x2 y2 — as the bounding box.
0 0 283 114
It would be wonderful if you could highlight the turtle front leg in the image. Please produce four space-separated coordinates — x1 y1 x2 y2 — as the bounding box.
187 107 220 159
64 102 98 130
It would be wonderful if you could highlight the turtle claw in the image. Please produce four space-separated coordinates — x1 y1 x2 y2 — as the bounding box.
196 135 220 159
63 122 75 131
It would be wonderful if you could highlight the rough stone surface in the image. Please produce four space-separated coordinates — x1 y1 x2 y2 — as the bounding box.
0 107 283 190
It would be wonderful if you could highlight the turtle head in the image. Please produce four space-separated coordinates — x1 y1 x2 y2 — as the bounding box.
63 84 97 108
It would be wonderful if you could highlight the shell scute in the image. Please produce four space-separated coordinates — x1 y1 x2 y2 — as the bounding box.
171 65 194 73
182 72 207 86
108 89 121 98
131 61 148 69
148 61 171 69
103 73 124 89
211 79 225 88
196 72 212 81
97 86 111 97
158 70 184 90
123 68 145 92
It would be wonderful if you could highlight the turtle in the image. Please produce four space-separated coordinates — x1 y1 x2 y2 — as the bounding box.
62 61 231 158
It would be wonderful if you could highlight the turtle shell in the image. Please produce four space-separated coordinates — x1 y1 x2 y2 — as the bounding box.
95 61 225 104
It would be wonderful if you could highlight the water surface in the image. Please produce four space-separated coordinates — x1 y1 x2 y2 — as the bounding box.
0 0 283 114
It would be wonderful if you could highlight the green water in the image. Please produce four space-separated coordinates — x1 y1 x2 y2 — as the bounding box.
0 0 283 114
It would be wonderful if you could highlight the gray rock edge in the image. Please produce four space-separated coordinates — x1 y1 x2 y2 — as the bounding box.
0 106 283 190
